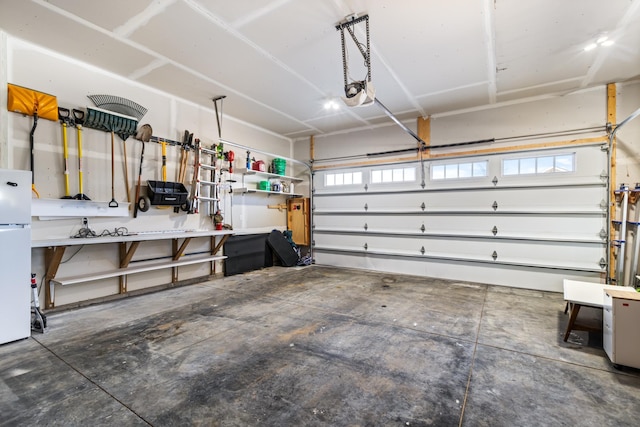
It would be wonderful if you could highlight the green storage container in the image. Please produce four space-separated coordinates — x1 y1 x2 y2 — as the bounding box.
273 158 286 175
258 181 270 190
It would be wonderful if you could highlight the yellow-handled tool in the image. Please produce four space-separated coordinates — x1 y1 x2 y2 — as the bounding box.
161 140 167 181
58 107 72 198
72 109 90 200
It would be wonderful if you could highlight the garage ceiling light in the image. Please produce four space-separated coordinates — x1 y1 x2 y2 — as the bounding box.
324 100 340 110
584 35 614 51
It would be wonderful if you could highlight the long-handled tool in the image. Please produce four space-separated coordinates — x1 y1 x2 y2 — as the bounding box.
58 107 73 198
86 95 148 208
84 106 139 207
7 84 58 198
133 124 153 218
122 134 131 205
109 128 118 207
178 131 193 183
72 109 90 200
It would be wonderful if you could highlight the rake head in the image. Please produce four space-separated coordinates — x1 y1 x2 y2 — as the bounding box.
87 94 148 121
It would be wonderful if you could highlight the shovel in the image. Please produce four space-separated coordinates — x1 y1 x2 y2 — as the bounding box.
72 109 90 200
7 84 59 197
58 107 73 199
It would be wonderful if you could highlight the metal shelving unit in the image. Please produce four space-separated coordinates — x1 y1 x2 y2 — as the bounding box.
236 168 304 197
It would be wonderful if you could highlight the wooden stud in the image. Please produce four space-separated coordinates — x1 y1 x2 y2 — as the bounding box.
119 243 127 294
607 83 617 281
417 116 431 158
310 135 315 163
172 239 179 283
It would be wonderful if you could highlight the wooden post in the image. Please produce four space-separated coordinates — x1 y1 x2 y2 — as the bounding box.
608 83 616 281
417 116 431 158
310 135 315 164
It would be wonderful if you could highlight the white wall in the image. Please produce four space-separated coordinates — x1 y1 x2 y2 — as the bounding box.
1 35 309 307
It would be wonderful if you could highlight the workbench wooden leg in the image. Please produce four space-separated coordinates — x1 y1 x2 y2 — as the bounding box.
563 303 581 342
172 239 179 283
44 246 67 309
214 236 216 276
119 242 128 294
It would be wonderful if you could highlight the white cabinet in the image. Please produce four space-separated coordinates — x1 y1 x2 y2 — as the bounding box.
603 289 640 369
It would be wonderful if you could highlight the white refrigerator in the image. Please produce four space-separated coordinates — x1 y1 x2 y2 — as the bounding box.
0 169 32 344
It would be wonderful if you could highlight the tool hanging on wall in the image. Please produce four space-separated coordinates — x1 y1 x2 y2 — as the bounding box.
225 150 235 174
87 95 148 206
72 109 90 200
57 107 73 199
178 130 193 184
84 106 139 207
7 84 59 198
133 124 153 218
212 95 238 225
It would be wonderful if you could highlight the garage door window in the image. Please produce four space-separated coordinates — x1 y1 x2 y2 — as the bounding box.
371 167 416 183
325 171 363 186
503 153 575 176
431 161 487 180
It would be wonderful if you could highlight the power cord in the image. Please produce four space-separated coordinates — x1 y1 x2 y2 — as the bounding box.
71 226 130 239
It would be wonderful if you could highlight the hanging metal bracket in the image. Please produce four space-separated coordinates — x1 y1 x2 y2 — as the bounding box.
212 95 226 139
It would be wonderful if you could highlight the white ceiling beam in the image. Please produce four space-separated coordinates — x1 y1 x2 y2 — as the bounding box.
482 0 497 104
113 0 177 37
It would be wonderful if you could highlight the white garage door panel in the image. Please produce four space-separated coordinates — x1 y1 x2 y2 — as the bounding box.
314 252 600 292
315 185 604 213
314 233 603 270
312 144 608 291
421 214 605 240
314 213 605 241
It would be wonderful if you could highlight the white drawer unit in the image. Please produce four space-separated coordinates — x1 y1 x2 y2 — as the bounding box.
603 289 640 369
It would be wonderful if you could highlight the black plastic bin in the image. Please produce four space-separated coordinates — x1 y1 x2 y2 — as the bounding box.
146 180 189 205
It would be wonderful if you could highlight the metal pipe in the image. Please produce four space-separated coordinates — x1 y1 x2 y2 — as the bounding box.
606 105 640 283
614 185 629 285
374 99 426 146
313 126 605 163
627 185 640 286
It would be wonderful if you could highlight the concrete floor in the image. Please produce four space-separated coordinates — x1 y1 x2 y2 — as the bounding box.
1 265 639 426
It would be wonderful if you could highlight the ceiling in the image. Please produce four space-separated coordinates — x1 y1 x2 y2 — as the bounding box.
1 0 639 141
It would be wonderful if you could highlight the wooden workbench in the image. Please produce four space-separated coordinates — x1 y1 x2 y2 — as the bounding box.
32 229 233 309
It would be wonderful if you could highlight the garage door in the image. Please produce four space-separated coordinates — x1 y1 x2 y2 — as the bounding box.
312 143 608 292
